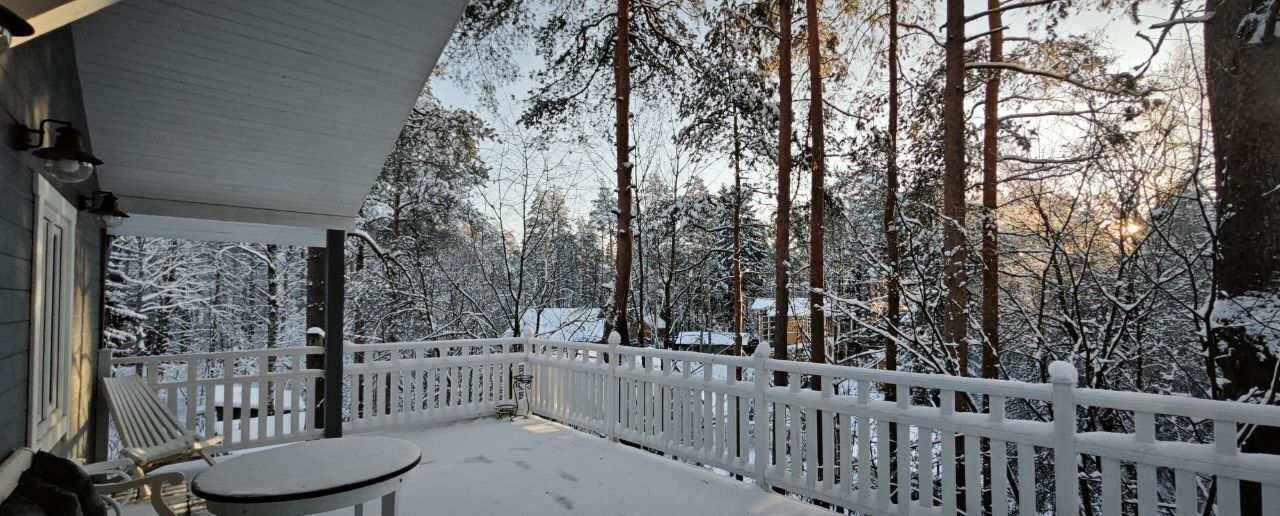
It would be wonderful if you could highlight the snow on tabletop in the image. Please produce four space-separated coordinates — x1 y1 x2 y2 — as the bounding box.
192 436 420 499
320 417 828 516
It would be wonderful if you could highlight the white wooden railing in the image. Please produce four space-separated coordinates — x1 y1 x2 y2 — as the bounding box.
105 335 1280 515
526 335 1280 516
104 347 325 452
339 339 522 431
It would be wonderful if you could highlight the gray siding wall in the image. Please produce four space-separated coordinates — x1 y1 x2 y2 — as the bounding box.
0 27 104 460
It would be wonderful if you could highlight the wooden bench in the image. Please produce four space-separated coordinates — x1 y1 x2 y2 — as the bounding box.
101 375 223 474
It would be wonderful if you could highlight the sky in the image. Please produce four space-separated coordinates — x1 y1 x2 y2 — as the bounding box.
428 0 1194 221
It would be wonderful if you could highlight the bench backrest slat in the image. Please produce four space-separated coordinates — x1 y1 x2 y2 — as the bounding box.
102 376 190 452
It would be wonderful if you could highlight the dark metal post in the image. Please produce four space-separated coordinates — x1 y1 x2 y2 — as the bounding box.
323 230 344 438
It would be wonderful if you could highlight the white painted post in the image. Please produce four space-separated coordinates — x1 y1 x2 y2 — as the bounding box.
607 332 621 442
1049 361 1078 516
753 342 771 491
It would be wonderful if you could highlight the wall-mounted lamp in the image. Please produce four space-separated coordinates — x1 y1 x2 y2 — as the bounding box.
80 191 129 228
19 119 104 183
0 6 33 52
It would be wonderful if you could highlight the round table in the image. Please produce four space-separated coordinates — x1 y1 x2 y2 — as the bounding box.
192 436 421 516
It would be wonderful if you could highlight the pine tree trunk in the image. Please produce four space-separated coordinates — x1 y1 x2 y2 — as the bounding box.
1206 2 1280 514
773 0 793 387
803 0 827 489
884 0 902 501
733 111 745 363
805 0 825 372
980 0 1001 383
979 4 1003 509
606 0 634 346
943 0 969 507
942 0 968 377
884 0 901 381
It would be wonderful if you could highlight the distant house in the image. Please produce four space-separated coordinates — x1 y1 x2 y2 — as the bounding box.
670 331 751 355
749 298 849 358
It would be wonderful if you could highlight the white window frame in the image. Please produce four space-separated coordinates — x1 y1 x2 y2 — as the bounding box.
29 174 77 451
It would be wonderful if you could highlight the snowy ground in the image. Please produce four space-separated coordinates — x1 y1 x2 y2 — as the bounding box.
324 417 828 516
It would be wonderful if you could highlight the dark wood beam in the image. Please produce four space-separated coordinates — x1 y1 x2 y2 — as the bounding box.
323 230 345 438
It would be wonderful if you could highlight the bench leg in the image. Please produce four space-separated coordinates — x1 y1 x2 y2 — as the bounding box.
381 491 397 516
354 503 362 516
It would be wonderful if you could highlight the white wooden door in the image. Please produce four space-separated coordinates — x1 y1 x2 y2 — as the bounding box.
29 174 77 451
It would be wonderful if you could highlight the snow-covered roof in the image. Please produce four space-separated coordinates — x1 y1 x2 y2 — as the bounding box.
750 297 820 317
519 307 606 342
673 332 745 346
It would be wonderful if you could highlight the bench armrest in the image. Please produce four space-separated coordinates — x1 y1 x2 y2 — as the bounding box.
94 472 185 516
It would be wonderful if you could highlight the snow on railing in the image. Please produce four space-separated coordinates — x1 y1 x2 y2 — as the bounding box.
103 347 325 452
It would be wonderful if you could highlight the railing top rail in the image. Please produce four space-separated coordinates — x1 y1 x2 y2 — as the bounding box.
527 338 758 368
1075 387 1280 427
344 338 522 353
767 358 1056 401
109 346 325 364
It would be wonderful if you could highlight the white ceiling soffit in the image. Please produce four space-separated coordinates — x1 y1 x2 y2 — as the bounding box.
73 0 468 245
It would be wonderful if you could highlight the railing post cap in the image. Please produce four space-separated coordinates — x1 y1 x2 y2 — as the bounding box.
1048 361 1078 384
522 326 535 337
608 331 621 345
754 342 771 358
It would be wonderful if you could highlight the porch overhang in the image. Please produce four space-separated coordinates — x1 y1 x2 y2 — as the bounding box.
68 0 467 245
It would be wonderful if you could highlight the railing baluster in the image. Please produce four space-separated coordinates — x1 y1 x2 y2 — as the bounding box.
1101 457 1121 515
990 395 1008 516
941 392 957 516
257 356 268 441
919 426 935 510
1017 443 1035 515
806 404 818 490
184 360 198 430
220 359 233 441
775 401 788 480
1135 411 1157 515
238 373 250 444
821 380 835 495
876 413 891 509
896 389 912 509
1215 419 1241 516
1174 468 1196 516
965 433 982 516
840 412 853 500
704 364 714 457
856 379 872 502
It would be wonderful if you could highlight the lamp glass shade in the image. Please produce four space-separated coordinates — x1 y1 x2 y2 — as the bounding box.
87 192 129 228
98 214 125 228
43 158 94 182
32 125 103 183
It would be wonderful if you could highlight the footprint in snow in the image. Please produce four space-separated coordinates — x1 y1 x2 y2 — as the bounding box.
513 459 531 469
557 469 578 482
548 492 574 510
464 455 493 464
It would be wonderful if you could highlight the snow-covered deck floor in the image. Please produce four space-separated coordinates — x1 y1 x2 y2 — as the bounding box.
325 416 828 515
